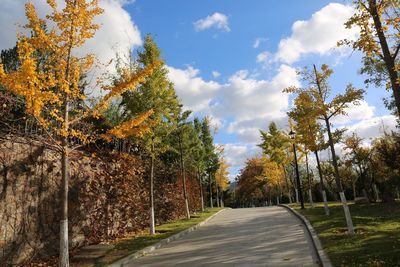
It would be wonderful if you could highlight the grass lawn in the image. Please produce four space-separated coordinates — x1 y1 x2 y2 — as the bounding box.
291 202 400 267
72 208 223 267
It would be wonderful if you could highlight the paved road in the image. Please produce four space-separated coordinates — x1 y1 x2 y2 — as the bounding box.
126 207 319 267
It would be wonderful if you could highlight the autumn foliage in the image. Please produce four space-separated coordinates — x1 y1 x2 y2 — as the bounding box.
0 1 221 266
235 156 284 206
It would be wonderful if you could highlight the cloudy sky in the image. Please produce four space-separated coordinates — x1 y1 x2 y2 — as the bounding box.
1 0 397 179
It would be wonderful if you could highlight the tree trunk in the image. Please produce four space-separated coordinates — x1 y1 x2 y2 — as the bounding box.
198 167 204 212
59 6 78 261
218 169 224 207
60 98 69 267
293 143 304 209
269 190 272 206
60 143 69 267
325 114 354 234
215 179 220 208
315 150 329 215
282 166 292 203
209 173 213 208
220 178 224 208
149 147 155 235
369 0 400 117
325 116 354 235
324 115 343 191
305 152 314 207
179 137 190 219
373 183 380 202
314 64 354 234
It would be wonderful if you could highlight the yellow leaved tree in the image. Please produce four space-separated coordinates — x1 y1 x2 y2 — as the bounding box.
339 0 400 117
285 64 364 235
215 156 230 207
0 1 157 266
261 156 285 205
288 92 330 215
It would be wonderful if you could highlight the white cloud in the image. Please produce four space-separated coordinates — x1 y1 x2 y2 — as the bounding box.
273 3 358 64
256 51 270 63
115 0 136 5
0 1 49 50
212 71 221 78
215 65 298 125
194 12 231 32
345 115 398 140
0 0 142 95
167 66 220 112
331 100 376 125
168 64 299 144
224 143 261 169
208 115 224 132
82 0 142 93
318 115 398 161
224 144 248 167
253 37 267 48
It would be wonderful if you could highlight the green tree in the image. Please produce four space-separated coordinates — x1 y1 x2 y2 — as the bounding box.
175 110 193 219
200 117 219 208
120 35 181 235
259 122 292 203
192 118 207 211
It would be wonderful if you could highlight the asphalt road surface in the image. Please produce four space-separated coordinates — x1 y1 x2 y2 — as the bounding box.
126 207 319 267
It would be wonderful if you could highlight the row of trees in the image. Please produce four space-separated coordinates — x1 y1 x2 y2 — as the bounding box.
235 0 400 236
0 1 229 266
234 62 400 236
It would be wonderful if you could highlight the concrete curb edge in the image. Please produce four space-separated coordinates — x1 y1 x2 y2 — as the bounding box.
107 208 230 267
278 204 333 267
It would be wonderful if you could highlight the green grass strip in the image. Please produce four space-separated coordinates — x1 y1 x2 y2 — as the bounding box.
291 202 400 267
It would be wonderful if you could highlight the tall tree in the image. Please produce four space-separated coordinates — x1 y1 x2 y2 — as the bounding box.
120 35 181 235
175 110 193 219
236 157 267 206
340 0 400 117
236 156 283 206
288 91 330 215
343 133 373 199
285 64 364 235
200 117 219 208
259 122 293 203
192 118 206 211
263 156 285 205
215 155 230 207
0 1 156 265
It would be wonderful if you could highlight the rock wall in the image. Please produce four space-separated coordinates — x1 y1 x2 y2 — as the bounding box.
0 136 201 266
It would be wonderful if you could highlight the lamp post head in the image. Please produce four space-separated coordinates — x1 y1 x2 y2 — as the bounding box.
289 130 295 139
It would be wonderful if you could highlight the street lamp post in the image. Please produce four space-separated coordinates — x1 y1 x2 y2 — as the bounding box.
289 130 304 209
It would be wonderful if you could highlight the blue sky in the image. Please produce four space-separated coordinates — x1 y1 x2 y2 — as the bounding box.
0 0 396 179
126 0 394 177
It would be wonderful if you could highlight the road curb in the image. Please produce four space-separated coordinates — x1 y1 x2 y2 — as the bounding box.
107 208 229 267
278 204 333 267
